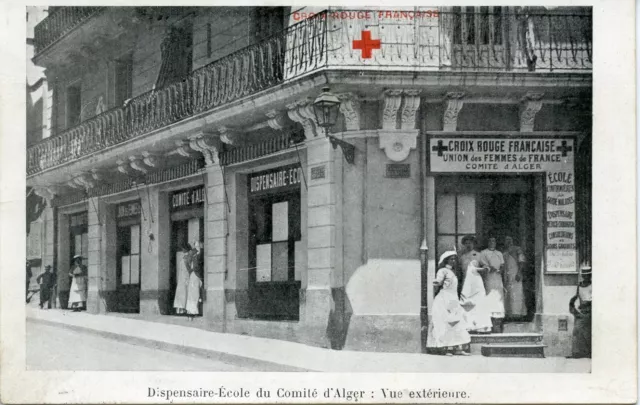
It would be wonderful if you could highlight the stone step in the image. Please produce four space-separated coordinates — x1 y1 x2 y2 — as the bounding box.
481 344 546 358
470 332 543 344
469 333 543 355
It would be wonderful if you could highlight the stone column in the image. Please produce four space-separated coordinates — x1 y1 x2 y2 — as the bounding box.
190 132 227 330
101 203 117 311
56 212 70 308
288 101 334 347
87 197 104 314
139 185 171 315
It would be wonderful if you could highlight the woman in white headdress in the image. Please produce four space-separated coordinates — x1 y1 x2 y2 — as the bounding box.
426 251 471 356
460 260 493 333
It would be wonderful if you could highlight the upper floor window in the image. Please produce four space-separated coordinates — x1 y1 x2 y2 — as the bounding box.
452 6 503 46
251 7 286 43
155 23 193 89
66 82 81 128
114 54 133 106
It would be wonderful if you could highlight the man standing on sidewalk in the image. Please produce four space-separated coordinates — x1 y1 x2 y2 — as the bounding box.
36 265 56 309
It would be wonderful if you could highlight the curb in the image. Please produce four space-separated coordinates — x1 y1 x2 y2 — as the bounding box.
28 317 310 372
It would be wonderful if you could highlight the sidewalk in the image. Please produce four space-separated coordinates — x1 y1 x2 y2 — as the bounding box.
26 308 591 373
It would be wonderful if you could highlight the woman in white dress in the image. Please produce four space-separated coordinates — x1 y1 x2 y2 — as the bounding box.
479 237 506 333
173 244 191 315
185 242 203 320
503 236 527 317
68 255 87 312
426 251 471 356
460 260 493 333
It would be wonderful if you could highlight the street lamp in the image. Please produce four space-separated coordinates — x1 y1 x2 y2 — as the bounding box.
312 87 355 164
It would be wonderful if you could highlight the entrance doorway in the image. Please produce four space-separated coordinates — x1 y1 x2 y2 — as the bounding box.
169 217 204 315
435 175 539 323
116 224 141 313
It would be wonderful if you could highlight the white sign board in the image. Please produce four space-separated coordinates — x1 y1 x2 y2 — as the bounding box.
429 137 577 273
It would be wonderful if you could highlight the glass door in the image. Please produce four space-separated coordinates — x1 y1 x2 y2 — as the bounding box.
116 224 141 313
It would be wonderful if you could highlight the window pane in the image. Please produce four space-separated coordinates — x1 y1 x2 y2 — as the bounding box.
188 218 200 247
74 234 82 257
256 244 272 282
272 241 289 281
82 233 88 255
130 255 140 284
437 236 456 258
272 201 289 242
294 241 303 281
457 194 476 234
121 256 131 284
465 7 475 44
130 225 140 254
437 194 456 234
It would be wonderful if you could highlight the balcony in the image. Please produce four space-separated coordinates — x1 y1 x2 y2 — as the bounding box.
27 8 592 177
33 7 105 55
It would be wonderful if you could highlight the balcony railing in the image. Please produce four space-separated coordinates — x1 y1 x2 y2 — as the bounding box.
33 7 106 54
27 9 591 176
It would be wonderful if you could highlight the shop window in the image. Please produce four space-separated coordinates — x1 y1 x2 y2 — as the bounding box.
118 225 141 286
436 193 476 255
69 212 88 266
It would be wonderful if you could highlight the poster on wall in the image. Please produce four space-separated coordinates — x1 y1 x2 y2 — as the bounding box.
429 137 577 273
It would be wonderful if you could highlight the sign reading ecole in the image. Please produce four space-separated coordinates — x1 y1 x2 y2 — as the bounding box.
429 137 577 273
249 164 303 195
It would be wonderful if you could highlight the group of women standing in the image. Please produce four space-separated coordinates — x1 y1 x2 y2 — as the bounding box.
426 235 528 356
173 242 204 319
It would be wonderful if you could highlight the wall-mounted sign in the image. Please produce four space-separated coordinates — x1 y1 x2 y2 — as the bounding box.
117 201 141 219
249 164 302 195
69 212 88 228
429 136 577 273
171 186 205 211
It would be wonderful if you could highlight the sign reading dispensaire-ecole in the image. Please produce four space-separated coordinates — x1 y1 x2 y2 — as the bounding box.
430 138 574 173
249 164 303 194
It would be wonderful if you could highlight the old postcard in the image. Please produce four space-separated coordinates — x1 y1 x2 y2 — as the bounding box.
0 0 636 403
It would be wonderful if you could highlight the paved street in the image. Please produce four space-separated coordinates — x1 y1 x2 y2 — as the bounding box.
27 321 265 371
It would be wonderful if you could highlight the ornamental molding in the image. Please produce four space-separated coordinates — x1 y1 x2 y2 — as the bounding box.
265 110 289 131
174 140 196 158
71 173 95 190
129 156 149 174
377 129 419 162
520 92 545 132
287 100 317 140
218 126 244 146
116 159 132 175
443 92 465 132
400 90 421 130
33 186 60 203
382 89 403 130
141 151 159 168
337 93 360 131
189 131 221 166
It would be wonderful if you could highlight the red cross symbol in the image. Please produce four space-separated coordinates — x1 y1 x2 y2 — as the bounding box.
352 30 381 59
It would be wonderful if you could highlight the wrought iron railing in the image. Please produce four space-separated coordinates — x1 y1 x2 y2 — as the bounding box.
33 7 106 54
27 8 591 176
27 12 327 175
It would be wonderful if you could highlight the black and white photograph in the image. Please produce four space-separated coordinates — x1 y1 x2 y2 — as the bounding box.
1 1 636 404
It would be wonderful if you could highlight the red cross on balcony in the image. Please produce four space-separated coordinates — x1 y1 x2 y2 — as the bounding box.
432 140 449 156
352 30 381 59
557 140 573 157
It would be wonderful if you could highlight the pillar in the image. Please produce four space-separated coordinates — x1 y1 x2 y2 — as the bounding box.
101 203 117 311
42 202 55 269
304 136 335 347
56 212 70 308
87 197 105 314
139 185 171 315
204 162 227 331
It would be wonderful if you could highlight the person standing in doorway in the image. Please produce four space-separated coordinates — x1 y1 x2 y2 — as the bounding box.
185 241 203 320
173 243 192 315
460 260 492 333
459 235 481 293
479 237 506 333
426 251 471 356
568 265 592 358
68 255 87 311
26 260 33 303
503 236 527 317
37 265 56 309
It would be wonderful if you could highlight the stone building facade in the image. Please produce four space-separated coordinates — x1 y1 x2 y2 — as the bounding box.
27 6 592 356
